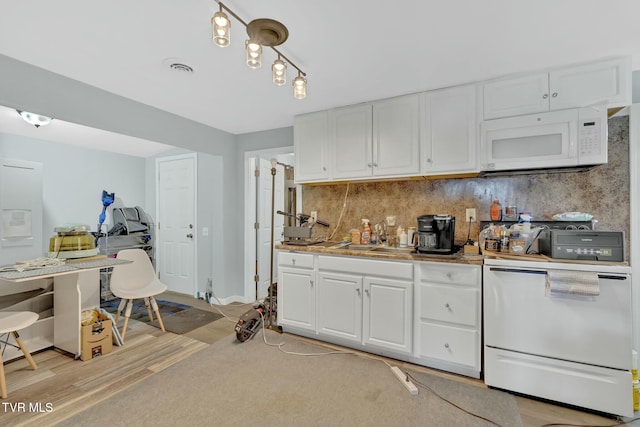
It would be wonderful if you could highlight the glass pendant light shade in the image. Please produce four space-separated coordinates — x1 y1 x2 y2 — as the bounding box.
16 110 53 127
245 39 262 68
272 58 287 85
212 11 230 47
293 74 307 99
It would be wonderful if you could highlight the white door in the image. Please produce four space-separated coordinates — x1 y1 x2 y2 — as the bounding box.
256 158 284 299
157 154 196 295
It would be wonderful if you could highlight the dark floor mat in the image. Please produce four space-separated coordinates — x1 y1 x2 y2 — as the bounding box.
149 307 223 334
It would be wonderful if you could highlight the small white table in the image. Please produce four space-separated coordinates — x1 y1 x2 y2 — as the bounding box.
0 258 130 360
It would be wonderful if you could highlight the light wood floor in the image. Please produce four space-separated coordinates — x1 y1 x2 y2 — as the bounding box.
1 292 636 427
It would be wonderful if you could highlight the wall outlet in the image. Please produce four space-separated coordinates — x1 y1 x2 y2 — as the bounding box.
465 208 477 223
310 211 318 222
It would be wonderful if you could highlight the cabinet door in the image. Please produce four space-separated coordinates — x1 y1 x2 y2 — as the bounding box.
277 267 316 332
372 95 420 177
317 272 362 343
550 57 631 111
294 111 330 183
421 84 479 174
483 73 549 119
363 276 412 354
331 104 373 179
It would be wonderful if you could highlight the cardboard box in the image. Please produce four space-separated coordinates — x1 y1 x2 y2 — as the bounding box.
463 244 480 255
81 312 112 361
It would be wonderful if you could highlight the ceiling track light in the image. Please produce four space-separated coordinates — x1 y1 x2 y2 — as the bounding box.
212 1 307 99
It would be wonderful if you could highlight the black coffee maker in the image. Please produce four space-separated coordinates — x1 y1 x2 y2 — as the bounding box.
416 214 456 254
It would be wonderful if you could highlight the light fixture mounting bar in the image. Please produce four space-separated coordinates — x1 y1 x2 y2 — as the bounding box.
218 2 248 27
217 1 305 77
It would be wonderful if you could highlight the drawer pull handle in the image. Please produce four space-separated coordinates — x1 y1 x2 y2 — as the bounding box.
292 259 296 265
365 289 370 296
444 343 450 349
357 288 361 295
310 280 314 286
444 303 451 309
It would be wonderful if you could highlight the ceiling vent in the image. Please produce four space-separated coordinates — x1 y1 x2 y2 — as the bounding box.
169 63 194 73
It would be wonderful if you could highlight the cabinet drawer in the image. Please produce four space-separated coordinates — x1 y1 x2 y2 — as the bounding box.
418 323 479 368
278 252 314 269
418 284 478 326
416 262 479 287
318 255 413 280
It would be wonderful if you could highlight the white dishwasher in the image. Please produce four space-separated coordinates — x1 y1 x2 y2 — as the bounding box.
483 258 633 417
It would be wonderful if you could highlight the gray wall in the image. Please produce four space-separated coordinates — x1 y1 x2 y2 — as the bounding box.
0 54 293 301
0 133 146 253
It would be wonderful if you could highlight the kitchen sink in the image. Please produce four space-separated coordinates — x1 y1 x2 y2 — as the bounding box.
344 244 378 251
343 244 415 253
371 246 415 253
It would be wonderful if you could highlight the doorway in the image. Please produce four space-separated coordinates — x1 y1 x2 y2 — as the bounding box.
243 148 295 302
156 153 197 295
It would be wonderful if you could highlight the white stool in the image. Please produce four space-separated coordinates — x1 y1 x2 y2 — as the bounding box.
0 312 39 399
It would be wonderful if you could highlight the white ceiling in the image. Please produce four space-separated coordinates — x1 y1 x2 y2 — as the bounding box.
0 105 174 157
1 0 640 154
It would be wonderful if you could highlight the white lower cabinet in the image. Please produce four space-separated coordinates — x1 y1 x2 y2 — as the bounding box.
414 261 482 378
362 276 412 354
277 251 481 377
316 257 413 355
317 271 362 342
277 253 316 333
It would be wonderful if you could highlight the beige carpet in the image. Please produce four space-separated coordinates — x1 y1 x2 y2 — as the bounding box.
55 329 522 427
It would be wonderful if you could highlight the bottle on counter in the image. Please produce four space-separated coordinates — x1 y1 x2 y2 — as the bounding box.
350 229 361 245
490 200 502 221
361 219 372 244
399 228 408 248
499 229 510 252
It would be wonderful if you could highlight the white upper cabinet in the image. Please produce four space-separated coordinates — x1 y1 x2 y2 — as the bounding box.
549 58 630 110
483 57 631 120
331 94 420 180
293 111 330 183
372 95 421 177
483 73 549 120
420 84 479 175
331 103 373 179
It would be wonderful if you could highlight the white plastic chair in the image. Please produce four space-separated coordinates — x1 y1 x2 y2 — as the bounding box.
109 249 167 340
0 311 39 398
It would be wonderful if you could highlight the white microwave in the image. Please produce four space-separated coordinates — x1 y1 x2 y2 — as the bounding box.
480 107 607 172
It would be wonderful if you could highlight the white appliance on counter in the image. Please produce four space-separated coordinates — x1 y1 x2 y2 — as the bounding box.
483 258 633 417
480 106 607 172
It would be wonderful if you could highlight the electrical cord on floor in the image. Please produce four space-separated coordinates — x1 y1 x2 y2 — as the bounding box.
540 418 640 427
257 313 511 427
258 311 357 357
404 371 505 427
207 289 253 323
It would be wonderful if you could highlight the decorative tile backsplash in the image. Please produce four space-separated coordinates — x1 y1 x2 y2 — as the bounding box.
301 116 630 257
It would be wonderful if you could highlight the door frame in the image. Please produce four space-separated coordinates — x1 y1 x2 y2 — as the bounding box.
243 147 297 302
629 105 639 351
155 152 198 296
